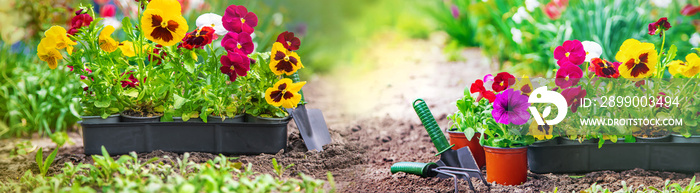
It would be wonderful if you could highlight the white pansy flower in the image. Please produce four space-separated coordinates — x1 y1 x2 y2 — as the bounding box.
511 28 522 44
581 41 603 63
101 17 122 30
690 33 700 47
525 0 540 12
196 13 227 36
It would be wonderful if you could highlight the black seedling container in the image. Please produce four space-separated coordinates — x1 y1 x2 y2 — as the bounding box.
528 137 700 173
81 121 289 155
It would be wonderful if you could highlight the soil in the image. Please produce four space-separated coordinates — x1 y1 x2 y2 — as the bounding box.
1 32 699 192
121 109 163 118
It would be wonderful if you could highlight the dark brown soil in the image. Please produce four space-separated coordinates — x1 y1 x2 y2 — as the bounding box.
1 34 698 192
121 109 162 117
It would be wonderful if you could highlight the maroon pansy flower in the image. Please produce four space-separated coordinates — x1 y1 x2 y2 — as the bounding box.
220 49 251 82
276 31 301 51
561 86 586 113
648 17 671 37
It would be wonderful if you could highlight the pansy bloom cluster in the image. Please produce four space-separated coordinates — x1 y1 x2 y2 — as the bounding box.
35 0 310 119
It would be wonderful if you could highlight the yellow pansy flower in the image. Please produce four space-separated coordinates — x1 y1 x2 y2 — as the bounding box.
265 78 306 108
99 25 119 53
615 39 657 80
37 38 63 69
529 114 553 140
668 53 700 78
141 0 188 46
269 42 303 76
119 41 136 57
44 26 77 55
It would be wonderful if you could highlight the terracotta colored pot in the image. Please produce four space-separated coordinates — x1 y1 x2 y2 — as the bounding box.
447 130 485 168
483 146 528 185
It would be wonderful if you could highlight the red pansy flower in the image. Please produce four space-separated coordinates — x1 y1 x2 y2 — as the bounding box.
492 72 516 92
588 58 620 78
181 26 217 50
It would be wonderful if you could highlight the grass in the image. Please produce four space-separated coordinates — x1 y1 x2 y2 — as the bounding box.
0 147 334 192
0 44 81 139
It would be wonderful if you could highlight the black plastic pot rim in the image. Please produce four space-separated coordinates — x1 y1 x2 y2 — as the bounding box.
208 114 244 119
120 113 162 119
82 114 119 119
634 134 671 140
671 133 700 137
247 115 292 121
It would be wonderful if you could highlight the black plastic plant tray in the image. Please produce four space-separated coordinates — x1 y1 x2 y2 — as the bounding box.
81 121 288 155
528 139 700 173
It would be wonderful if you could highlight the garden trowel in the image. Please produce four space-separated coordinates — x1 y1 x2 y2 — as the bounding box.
411 99 489 186
286 73 331 151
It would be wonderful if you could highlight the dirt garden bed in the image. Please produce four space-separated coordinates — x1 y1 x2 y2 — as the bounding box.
1 35 698 192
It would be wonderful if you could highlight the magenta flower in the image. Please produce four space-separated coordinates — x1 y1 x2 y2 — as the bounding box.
451 5 460 19
220 49 251 82
222 5 258 34
561 86 586 113
492 89 531 125
120 72 141 88
555 62 583 89
554 40 586 66
221 32 254 55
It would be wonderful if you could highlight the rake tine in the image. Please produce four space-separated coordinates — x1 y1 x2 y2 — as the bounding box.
439 169 476 192
438 166 490 187
433 170 460 193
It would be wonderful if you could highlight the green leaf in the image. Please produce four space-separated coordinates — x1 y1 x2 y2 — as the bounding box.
124 89 139 98
43 148 59 176
174 94 186 109
184 59 195 74
94 98 110 108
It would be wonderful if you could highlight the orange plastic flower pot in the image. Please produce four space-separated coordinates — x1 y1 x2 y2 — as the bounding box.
447 131 485 168
483 146 528 185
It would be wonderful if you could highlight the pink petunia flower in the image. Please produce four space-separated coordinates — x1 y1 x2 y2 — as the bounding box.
222 5 258 34
554 40 586 66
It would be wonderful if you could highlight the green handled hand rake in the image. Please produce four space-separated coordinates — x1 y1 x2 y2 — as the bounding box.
391 162 482 193
388 99 489 192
